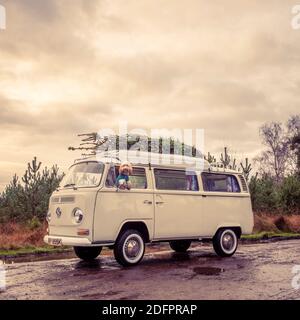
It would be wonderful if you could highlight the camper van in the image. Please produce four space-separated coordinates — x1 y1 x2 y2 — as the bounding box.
44 152 254 266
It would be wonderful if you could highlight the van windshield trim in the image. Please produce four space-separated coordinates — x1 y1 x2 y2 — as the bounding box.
60 161 105 189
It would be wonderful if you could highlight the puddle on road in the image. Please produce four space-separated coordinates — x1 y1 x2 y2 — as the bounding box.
192 266 224 276
81 290 122 299
0 243 212 266
72 259 120 272
74 259 104 270
0 244 231 282
143 250 222 268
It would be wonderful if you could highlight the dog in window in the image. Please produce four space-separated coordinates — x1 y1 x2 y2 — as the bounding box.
116 161 133 190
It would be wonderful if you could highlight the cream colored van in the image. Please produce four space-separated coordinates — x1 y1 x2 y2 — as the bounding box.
44 152 254 266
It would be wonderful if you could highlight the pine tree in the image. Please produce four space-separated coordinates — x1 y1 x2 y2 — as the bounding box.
220 147 231 168
0 157 64 223
240 158 252 181
220 147 237 169
205 152 216 164
22 157 42 219
0 174 25 222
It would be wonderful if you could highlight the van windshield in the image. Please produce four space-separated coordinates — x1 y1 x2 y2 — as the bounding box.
61 161 104 188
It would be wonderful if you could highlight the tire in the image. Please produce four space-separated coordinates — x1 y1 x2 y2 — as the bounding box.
114 229 145 266
169 240 191 253
74 246 102 261
213 229 238 257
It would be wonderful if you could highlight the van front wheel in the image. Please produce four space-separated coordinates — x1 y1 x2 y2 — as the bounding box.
169 240 191 253
114 229 145 267
213 229 238 257
74 246 102 261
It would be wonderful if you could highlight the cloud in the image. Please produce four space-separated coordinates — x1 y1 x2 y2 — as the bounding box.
0 0 300 190
16 0 59 22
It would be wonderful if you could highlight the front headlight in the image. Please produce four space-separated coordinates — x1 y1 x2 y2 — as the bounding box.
46 211 51 222
72 208 84 224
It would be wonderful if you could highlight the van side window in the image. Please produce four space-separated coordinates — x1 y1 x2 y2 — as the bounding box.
130 168 148 189
105 166 117 188
201 173 241 193
154 169 199 191
105 166 148 189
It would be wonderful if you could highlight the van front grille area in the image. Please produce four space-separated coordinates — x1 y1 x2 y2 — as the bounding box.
51 197 60 203
51 196 75 204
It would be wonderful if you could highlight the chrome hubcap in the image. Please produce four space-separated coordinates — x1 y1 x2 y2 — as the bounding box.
125 238 140 259
222 233 234 251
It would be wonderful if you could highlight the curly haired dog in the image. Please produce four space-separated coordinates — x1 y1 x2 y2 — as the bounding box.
116 161 133 190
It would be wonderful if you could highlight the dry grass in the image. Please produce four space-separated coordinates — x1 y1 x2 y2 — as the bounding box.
254 212 300 233
0 222 47 250
1 213 300 250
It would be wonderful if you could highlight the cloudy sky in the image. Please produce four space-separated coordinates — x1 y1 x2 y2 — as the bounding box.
0 0 300 190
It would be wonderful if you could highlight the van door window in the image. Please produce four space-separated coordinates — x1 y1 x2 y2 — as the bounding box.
130 168 148 189
105 166 117 188
105 166 148 189
201 173 241 193
154 169 199 191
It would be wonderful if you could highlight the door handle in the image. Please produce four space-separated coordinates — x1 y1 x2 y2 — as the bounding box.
202 195 207 198
143 200 152 205
155 201 164 205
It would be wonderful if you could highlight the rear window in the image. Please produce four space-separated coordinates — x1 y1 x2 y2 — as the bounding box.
154 169 199 191
201 173 241 193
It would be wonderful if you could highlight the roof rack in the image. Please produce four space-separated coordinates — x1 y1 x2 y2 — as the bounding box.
210 162 225 169
69 133 208 169
208 162 241 173
73 150 209 171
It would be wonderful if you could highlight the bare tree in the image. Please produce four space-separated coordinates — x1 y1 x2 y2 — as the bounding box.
255 122 290 182
287 115 300 176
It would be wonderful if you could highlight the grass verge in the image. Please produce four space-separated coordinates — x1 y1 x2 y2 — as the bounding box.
2 232 300 258
2 213 300 259
241 231 300 241
0 246 72 258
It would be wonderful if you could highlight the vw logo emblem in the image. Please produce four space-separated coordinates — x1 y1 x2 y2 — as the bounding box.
56 207 62 218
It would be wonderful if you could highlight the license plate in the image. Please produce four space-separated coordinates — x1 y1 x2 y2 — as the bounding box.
49 238 62 246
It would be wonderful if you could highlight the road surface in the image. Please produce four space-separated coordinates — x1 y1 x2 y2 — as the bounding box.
1 240 300 300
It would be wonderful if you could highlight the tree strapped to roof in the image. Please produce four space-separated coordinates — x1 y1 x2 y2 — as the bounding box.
68 133 202 162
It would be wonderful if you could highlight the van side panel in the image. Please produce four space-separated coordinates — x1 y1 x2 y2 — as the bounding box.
153 191 203 239
93 188 154 242
200 193 254 236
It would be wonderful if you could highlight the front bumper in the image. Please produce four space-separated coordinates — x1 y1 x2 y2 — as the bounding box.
44 235 114 247
44 235 92 247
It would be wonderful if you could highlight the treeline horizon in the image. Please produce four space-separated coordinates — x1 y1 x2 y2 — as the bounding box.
0 114 299 225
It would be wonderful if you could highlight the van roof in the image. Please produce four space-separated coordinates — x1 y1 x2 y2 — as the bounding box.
73 150 242 174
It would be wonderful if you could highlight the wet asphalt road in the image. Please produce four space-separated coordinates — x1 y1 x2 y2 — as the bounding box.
1 240 300 300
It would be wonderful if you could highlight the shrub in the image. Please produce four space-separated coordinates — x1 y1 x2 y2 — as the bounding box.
0 157 64 223
249 175 279 212
278 175 300 212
